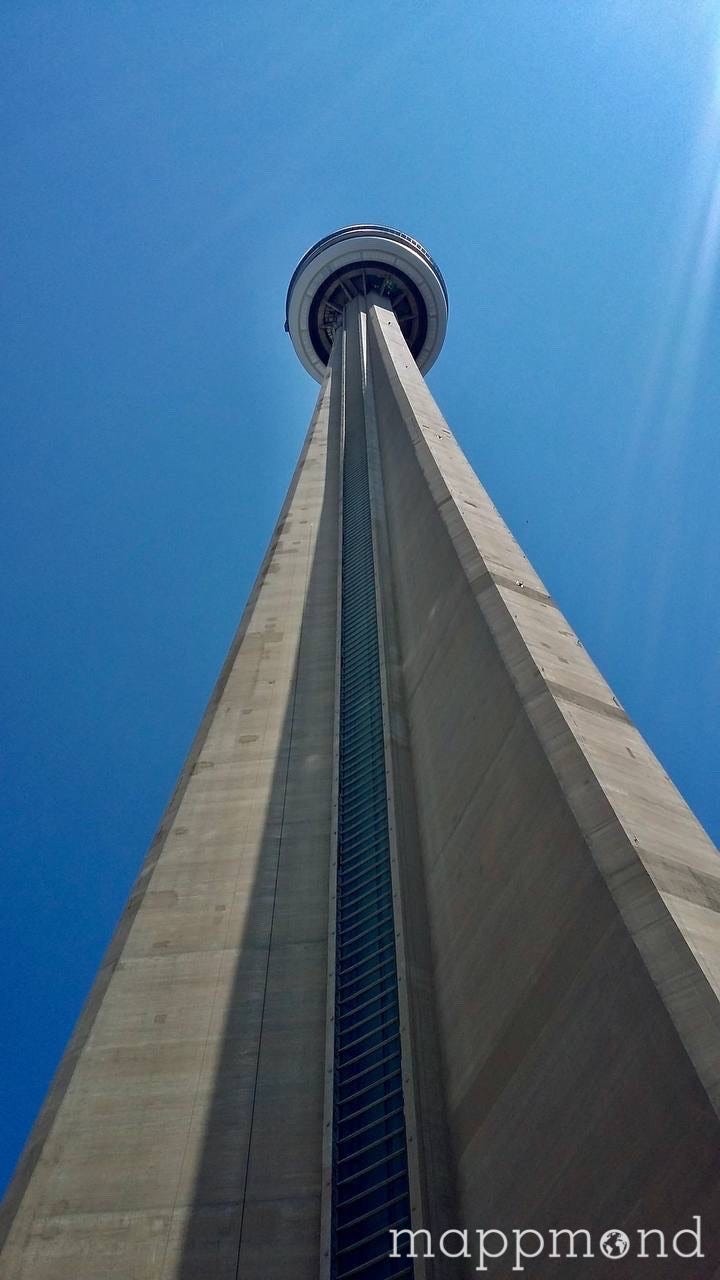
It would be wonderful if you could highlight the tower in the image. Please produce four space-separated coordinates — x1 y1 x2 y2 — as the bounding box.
1 225 719 1279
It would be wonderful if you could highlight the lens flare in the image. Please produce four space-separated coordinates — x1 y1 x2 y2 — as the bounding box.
606 28 720 672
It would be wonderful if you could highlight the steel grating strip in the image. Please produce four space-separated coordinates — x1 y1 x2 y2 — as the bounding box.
330 317 413 1279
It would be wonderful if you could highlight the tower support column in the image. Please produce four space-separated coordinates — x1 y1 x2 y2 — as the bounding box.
4 223 720 1280
365 293 720 1268
0 357 342 1280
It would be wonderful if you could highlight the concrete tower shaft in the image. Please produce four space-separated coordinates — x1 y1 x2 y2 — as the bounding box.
2 228 720 1280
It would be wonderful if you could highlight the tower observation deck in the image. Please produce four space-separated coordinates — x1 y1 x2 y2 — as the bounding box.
285 224 448 380
2 226 720 1280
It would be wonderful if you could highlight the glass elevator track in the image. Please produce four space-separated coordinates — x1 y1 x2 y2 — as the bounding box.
331 381 414 1280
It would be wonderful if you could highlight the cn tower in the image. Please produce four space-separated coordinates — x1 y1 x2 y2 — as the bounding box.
2 227 719 1279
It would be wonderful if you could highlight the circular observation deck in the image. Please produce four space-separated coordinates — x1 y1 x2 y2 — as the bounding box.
285 225 448 381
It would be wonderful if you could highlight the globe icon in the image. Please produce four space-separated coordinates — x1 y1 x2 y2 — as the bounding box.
599 1230 630 1259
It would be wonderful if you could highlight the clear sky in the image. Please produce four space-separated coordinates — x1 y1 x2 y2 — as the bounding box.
2 1 719 1195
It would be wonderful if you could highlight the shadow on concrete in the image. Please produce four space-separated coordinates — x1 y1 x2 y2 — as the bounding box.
174 371 340 1279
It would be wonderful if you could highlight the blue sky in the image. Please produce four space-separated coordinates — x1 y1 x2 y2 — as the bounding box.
2 1 719 1194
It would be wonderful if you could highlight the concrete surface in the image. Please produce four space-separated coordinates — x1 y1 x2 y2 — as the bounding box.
3 291 719 1279
367 295 720 1278
0 348 341 1279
